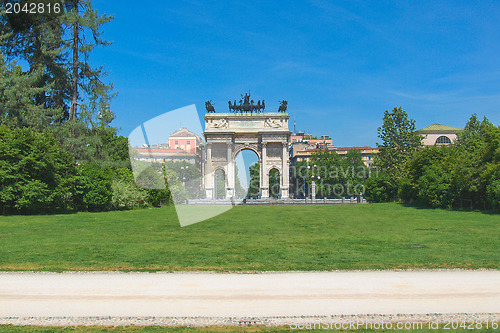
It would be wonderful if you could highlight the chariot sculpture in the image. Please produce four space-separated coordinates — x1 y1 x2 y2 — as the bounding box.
206 92 288 113
228 92 265 113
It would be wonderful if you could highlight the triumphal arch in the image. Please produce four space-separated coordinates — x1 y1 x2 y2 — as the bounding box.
203 93 290 199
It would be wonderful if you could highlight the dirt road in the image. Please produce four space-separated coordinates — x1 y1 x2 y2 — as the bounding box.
0 270 498 319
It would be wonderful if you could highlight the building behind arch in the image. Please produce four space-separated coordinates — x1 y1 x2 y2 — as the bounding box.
132 128 203 169
416 124 463 146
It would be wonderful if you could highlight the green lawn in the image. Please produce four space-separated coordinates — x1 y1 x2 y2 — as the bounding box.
0 203 498 271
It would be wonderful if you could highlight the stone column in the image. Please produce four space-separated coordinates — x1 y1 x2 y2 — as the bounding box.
204 143 213 199
281 142 289 198
260 142 269 198
226 142 234 199
201 146 205 186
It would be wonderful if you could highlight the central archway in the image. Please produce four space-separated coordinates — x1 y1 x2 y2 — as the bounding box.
203 112 290 199
234 149 260 199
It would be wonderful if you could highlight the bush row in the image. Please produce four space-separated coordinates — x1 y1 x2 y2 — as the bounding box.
365 118 499 210
0 125 170 214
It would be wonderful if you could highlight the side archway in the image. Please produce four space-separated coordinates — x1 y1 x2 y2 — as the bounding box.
268 167 281 198
214 168 226 199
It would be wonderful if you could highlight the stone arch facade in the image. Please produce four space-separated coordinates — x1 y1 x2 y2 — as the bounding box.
231 144 261 161
203 113 290 199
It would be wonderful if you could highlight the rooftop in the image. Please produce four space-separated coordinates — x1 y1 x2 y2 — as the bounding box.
417 124 463 132
169 128 202 139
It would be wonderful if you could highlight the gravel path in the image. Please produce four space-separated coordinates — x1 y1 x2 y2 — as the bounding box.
0 270 499 326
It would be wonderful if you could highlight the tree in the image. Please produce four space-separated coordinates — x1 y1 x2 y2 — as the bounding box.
0 125 76 213
399 146 460 208
269 168 280 198
0 58 55 130
376 107 422 177
0 1 141 214
61 0 114 123
73 163 113 211
306 149 342 198
398 115 499 210
0 0 68 121
375 106 422 198
233 164 247 199
247 162 260 198
164 161 202 199
481 126 500 209
49 0 117 164
455 114 495 157
1 0 120 166
364 172 398 203
289 160 307 198
455 114 497 208
342 149 368 196
298 148 368 198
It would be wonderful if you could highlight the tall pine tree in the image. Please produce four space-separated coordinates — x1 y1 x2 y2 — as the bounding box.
1 0 127 167
62 0 114 124
0 0 67 126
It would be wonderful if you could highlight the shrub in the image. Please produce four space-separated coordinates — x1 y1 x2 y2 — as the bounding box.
74 163 113 211
364 172 398 203
0 125 76 213
111 179 147 210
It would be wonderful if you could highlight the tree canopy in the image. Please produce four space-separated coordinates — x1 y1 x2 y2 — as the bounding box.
375 106 422 179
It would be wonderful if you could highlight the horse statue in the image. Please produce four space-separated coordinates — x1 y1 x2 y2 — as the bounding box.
278 100 287 112
205 100 215 113
228 100 239 112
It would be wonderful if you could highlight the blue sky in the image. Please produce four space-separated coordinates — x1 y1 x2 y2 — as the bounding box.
91 0 500 147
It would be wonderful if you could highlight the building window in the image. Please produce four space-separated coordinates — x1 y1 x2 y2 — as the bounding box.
187 141 191 145
175 141 179 145
435 136 452 145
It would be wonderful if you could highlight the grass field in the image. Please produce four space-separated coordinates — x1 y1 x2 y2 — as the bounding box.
0 203 498 271
0 325 499 332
